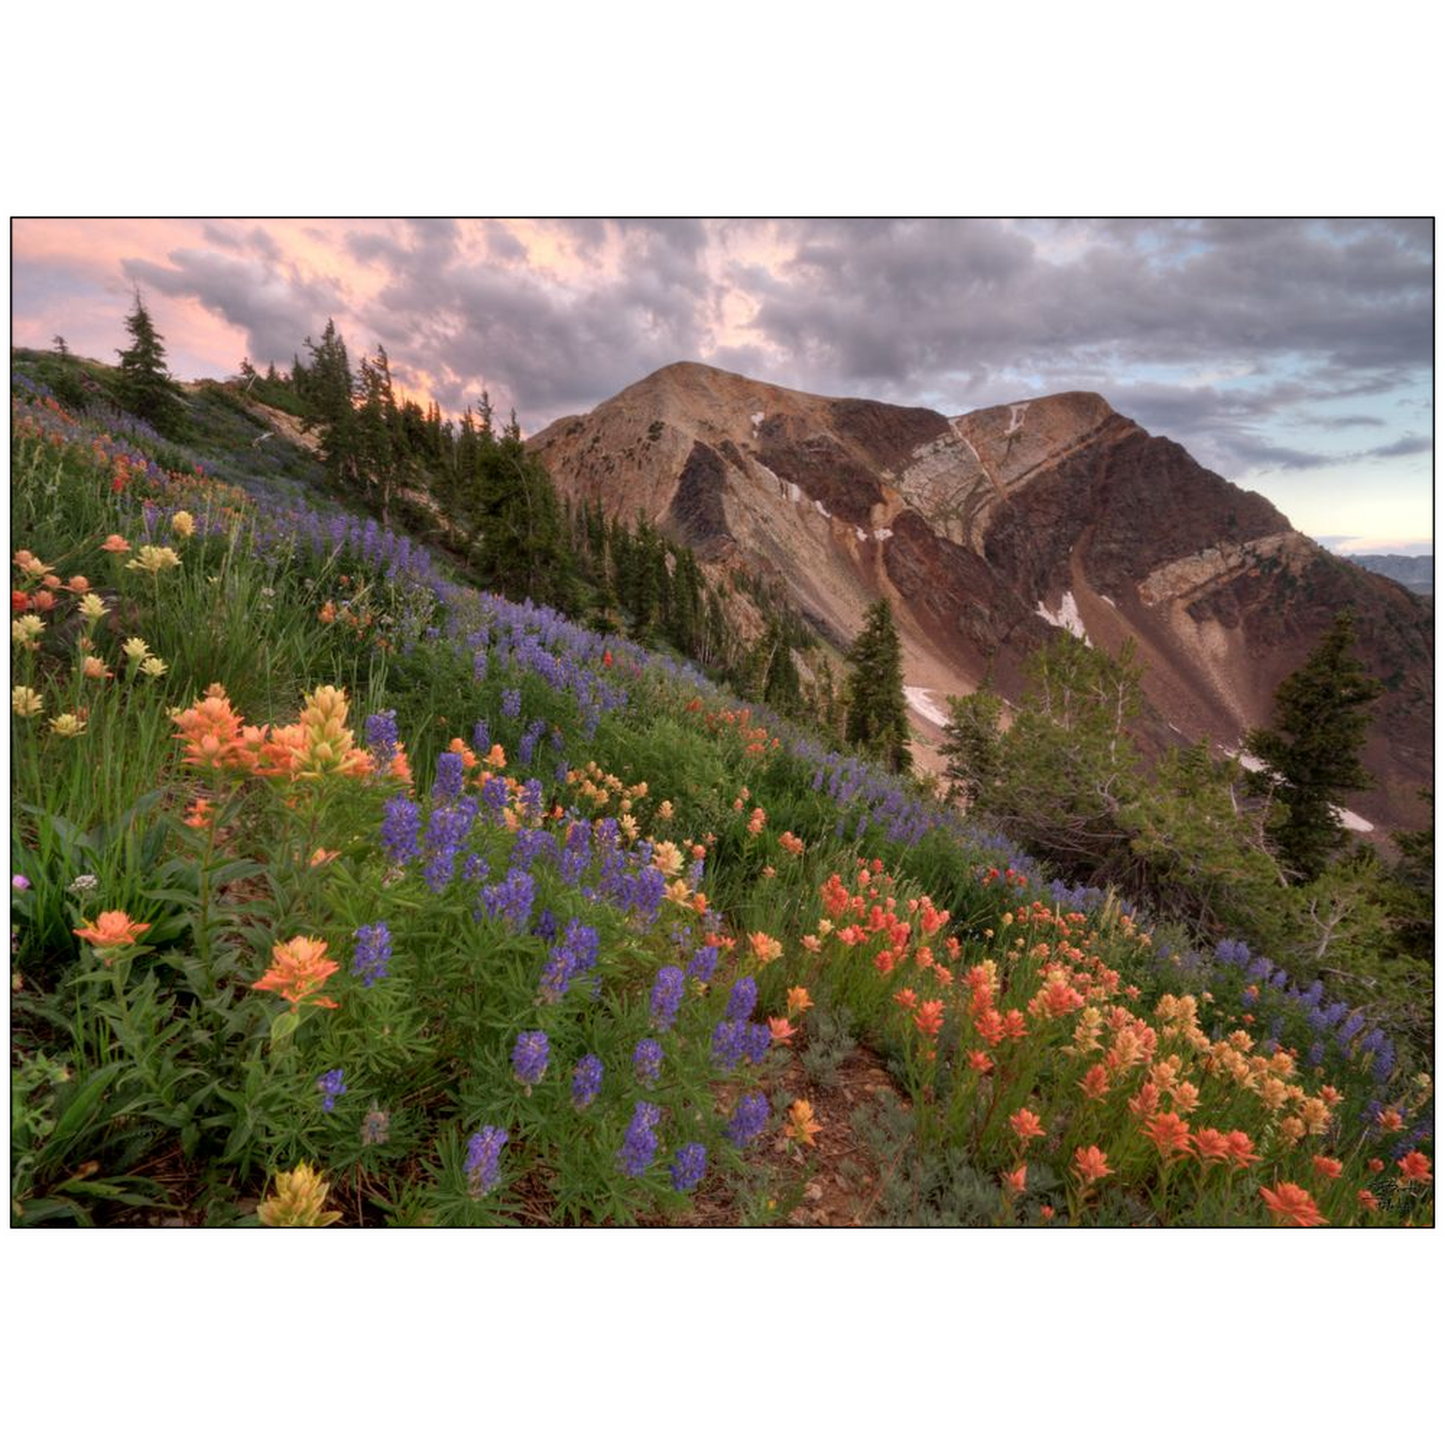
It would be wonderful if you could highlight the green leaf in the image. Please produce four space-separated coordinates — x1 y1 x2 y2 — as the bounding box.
269 1009 300 1045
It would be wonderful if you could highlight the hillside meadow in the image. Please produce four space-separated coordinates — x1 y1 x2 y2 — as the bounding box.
8 371 1433 1227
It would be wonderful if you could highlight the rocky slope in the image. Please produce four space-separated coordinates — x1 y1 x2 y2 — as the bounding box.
530 363 1433 834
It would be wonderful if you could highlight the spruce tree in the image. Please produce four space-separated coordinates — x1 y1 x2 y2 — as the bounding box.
844 599 912 773
1246 610 1384 882
115 289 185 435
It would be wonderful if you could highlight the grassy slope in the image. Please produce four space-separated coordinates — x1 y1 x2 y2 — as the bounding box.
9 361 1434 1227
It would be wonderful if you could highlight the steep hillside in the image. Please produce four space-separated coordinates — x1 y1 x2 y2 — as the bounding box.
530 363 1433 834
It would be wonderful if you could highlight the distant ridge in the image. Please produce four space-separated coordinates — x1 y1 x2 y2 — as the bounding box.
1344 554 1433 596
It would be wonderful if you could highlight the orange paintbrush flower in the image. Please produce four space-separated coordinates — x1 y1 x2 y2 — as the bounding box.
748 931 782 964
1259 1181 1327 1227
1142 1111 1192 1160
1072 1145 1113 1186
1357 1189 1380 1213
100 534 131 554
784 1099 822 1148
1224 1130 1261 1170
967 1050 994 1074
1397 1151 1433 1185
173 685 246 771
73 910 151 953
786 986 813 1016
1311 1155 1343 1180
183 797 214 829
768 1017 798 1046
1001 1164 1027 1197
1079 1064 1111 1102
1009 1108 1046 1145
913 999 945 1037
893 987 918 1011
1376 1107 1404 1132
1191 1128 1233 1167
252 935 340 1010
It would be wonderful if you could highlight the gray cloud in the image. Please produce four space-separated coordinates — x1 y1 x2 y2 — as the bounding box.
123 245 344 369
1363 433 1432 459
91 219 1431 482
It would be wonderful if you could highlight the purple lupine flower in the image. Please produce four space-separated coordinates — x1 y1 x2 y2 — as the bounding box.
617 1101 661 1177
670 1143 707 1193
465 1125 508 1198
512 1031 550 1087
533 908 558 943
572 1054 603 1109
461 853 490 884
351 921 392 986
364 710 398 771
686 945 719 984
316 1068 347 1112
422 797 479 893
481 775 510 819
634 1037 665 1084
1372 1039 1397 1082
539 918 600 999
380 795 421 864
472 718 490 753
725 975 758 1022
627 865 667 923
649 966 685 1031
473 650 488 682
502 688 522 719
482 866 535 931
743 1023 772 1065
433 750 465 800
725 1092 770 1147
712 1019 748 1070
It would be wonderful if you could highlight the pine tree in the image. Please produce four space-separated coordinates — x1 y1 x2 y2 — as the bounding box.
1246 610 1384 882
115 289 185 435
306 320 358 489
844 600 912 773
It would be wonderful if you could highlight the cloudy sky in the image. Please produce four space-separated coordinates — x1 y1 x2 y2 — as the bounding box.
12 217 1433 553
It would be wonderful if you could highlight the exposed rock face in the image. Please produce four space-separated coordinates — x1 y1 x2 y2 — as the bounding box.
530 362 1433 833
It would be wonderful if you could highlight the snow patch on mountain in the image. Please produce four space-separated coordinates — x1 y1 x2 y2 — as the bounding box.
1035 591 1089 644
904 686 949 728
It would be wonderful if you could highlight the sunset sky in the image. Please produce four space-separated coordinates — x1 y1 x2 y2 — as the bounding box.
11 217 1433 554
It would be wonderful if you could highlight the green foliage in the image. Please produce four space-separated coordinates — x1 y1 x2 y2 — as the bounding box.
1246 611 1385 881
844 599 912 773
941 688 1003 806
115 289 187 437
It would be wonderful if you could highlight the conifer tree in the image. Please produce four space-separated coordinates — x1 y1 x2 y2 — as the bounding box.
844 600 912 772
306 320 358 489
1246 611 1384 881
115 289 185 435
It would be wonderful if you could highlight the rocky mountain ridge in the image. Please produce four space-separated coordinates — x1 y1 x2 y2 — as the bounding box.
530 363 1432 834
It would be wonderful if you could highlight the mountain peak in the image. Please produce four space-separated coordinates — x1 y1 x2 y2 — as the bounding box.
528 364 1431 833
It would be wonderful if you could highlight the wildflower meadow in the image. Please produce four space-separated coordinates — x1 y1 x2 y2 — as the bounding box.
8 373 1434 1227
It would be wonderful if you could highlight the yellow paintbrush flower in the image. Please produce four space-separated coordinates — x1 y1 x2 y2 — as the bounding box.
256 1162 342 1227
12 615 45 647
170 511 196 539
77 592 109 623
122 637 151 665
11 686 44 718
140 656 168 679
125 545 182 575
50 713 86 738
